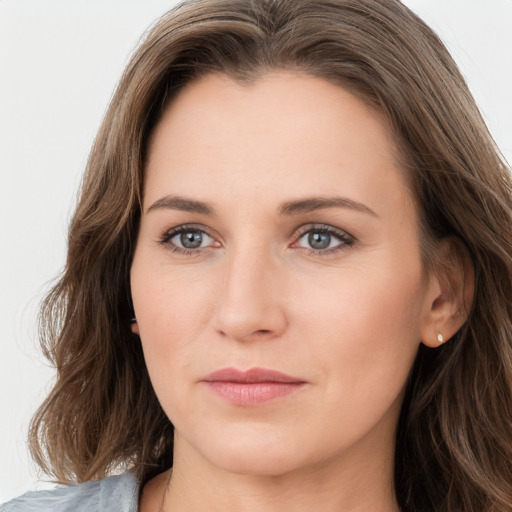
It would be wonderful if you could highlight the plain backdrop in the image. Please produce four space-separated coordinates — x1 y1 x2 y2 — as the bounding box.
1 0 511 502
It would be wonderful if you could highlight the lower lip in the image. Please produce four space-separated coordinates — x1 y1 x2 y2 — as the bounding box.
205 381 305 406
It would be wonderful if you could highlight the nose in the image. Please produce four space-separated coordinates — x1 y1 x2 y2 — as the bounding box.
212 243 288 342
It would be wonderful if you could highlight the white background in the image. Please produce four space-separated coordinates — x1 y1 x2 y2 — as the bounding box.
1 0 511 502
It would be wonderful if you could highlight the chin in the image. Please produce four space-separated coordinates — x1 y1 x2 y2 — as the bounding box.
211 448 306 477
182 423 314 477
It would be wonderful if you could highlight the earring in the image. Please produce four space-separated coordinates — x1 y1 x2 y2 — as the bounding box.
437 332 444 344
130 316 137 324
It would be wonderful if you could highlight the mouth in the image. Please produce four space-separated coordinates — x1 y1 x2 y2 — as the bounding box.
202 367 307 406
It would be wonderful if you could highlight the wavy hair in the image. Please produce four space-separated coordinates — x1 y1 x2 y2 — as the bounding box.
29 1 512 510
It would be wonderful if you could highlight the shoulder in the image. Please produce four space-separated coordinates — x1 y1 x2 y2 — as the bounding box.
1 472 139 512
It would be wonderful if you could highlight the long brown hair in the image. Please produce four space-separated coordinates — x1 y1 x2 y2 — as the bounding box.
30 1 512 510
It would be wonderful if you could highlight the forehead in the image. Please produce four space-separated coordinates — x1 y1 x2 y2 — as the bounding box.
144 71 412 219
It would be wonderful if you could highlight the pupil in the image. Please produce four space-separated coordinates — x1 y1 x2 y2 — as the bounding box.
308 232 330 249
181 231 203 249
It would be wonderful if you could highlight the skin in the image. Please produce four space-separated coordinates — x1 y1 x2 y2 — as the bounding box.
131 72 467 511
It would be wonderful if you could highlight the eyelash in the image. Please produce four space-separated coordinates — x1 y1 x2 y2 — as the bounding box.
158 223 355 256
159 224 217 256
293 224 355 255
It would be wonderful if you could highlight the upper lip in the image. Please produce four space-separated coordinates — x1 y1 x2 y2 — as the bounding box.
203 367 306 384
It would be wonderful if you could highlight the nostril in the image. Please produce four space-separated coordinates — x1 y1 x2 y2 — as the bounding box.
216 327 275 341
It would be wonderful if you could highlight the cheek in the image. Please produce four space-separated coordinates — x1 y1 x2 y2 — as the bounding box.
296 256 424 331
281 267 424 453
291 259 425 397
130 255 217 389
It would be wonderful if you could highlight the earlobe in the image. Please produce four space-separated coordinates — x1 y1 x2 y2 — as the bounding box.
130 317 140 335
421 237 474 348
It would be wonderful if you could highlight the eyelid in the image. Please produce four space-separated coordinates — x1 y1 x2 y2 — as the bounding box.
291 223 355 254
158 222 355 256
160 223 212 240
293 223 352 238
159 223 221 253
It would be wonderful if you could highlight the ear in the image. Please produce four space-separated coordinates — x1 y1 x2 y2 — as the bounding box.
130 318 140 335
421 237 474 348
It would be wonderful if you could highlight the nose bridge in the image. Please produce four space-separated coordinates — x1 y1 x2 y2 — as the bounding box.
213 236 287 341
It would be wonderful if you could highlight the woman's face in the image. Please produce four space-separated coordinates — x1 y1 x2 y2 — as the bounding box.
130 72 439 477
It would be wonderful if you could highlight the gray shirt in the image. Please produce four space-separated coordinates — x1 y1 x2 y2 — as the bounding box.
1 472 139 511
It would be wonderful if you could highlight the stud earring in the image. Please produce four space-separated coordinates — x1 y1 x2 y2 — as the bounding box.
437 332 444 344
130 316 137 324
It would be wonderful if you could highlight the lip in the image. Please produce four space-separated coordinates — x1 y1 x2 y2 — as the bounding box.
202 367 307 406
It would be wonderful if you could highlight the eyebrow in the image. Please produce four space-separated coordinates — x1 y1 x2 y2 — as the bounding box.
146 194 377 217
279 197 378 217
146 195 214 215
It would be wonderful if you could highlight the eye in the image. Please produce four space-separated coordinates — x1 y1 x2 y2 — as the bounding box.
294 225 354 254
160 225 218 253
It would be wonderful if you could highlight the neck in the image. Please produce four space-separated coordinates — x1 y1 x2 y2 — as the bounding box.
159 432 400 512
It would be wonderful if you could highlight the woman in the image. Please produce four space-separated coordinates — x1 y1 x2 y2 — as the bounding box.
3 0 512 510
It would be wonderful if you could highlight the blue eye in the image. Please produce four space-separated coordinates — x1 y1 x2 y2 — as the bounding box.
174 230 210 249
161 226 216 252
160 224 353 255
296 226 353 253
